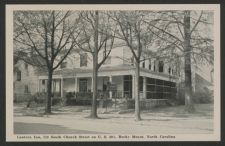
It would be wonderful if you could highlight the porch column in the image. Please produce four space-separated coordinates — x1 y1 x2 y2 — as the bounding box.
60 78 64 97
37 79 40 92
151 59 155 71
145 59 149 70
132 75 135 99
91 77 93 92
155 60 159 72
52 80 55 93
109 76 112 98
45 79 47 92
74 77 78 92
121 76 124 98
143 77 147 99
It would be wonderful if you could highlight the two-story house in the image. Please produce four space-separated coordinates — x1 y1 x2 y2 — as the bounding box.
14 59 39 102
37 45 178 100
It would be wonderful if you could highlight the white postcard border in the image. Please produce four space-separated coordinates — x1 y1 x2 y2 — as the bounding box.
6 4 221 141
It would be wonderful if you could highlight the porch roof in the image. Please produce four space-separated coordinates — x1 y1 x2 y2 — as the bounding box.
39 64 135 76
39 64 178 81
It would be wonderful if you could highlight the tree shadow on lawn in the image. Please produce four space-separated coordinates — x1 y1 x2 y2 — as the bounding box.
15 103 213 120
14 104 88 117
142 104 213 119
14 122 106 134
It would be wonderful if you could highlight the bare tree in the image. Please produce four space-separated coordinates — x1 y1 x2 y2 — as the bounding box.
74 11 115 118
13 10 81 114
143 10 213 112
111 11 158 121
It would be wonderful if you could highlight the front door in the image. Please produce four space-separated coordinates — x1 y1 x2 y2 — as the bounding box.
79 78 87 92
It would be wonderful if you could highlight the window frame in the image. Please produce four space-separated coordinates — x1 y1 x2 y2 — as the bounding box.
80 53 88 67
16 70 21 81
79 78 88 92
158 60 164 73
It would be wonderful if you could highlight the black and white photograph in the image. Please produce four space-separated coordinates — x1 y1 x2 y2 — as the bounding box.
5 4 220 141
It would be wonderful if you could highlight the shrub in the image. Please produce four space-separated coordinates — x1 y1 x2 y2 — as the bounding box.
126 99 135 109
52 97 62 106
176 86 213 104
98 99 112 108
193 87 213 103
32 92 47 104
14 93 32 103
30 92 62 105
65 92 93 106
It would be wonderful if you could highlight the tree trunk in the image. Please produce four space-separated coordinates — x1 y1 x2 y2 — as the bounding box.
134 61 141 120
184 11 195 112
46 70 53 114
90 54 98 118
90 11 99 118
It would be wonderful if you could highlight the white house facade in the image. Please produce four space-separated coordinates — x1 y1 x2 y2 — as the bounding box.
38 46 178 100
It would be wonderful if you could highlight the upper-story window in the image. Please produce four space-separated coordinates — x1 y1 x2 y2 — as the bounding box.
42 80 45 85
168 67 171 74
59 56 67 69
17 70 21 81
80 53 87 67
142 61 145 68
154 60 156 71
149 59 151 70
60 61 67 69
159 61 164 73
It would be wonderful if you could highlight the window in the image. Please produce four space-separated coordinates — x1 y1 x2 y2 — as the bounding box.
142 62 145 68
42 80 45 85
168 67 171 74
60 61 67 69
159 61 164 73
80 53 87 67
145 77 177 99
153 60 156 71
102 77 108 91
59 56 67 69
24 85 29 93
149 59 151 70
79 78 88 92
17 71 21 81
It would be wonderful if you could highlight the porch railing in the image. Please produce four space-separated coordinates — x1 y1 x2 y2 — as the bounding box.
64 90 132 99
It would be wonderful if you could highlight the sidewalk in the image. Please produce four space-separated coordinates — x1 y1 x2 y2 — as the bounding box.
14 103 214 134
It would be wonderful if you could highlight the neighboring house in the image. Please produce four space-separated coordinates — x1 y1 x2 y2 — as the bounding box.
38 46 179 100
13 60 39 102
192 62 214 93
175 58 214 103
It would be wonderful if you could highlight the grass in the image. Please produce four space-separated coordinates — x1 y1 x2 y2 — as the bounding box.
14 102 213 120
142 103 213 119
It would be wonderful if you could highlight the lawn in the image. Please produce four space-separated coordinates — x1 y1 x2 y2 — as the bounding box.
14 102 213 120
